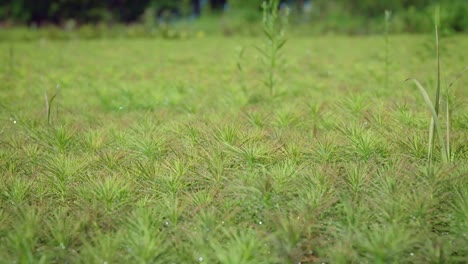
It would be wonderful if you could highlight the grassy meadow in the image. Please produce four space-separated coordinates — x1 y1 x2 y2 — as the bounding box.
0 34 467 263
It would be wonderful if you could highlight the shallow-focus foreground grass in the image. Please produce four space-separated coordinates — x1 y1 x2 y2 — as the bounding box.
0 34 467 263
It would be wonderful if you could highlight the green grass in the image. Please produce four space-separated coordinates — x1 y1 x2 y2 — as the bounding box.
0 34 467 263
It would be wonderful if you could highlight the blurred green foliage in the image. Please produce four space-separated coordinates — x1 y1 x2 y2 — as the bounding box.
0 0 190 23
0 0 466 34
311 0 466 34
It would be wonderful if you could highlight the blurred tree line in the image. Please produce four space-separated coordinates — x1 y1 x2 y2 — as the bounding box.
1 0 229 24
0 0 184 24
0 0 466 32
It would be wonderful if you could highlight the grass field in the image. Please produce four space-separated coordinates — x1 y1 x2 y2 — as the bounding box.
1 34 467 263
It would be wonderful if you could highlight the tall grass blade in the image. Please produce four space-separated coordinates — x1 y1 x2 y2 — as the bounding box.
445 98 450 162
447 66 468 89
434 6 441 117
428 8 441 164
44 85 60 126
428 117 435 163
445 66 468 162
406 79 448 163
45 91 50 124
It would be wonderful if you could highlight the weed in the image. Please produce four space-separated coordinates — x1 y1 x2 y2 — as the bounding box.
44 84 61 125
407 8 467 167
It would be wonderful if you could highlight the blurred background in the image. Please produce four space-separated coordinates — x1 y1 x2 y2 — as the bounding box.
0 0 467 40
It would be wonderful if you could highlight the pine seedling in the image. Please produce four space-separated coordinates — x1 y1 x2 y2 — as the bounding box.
6 208 45 263
3 178 32 205
259 0 289 97
210 228 267 264
124 208 168 263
